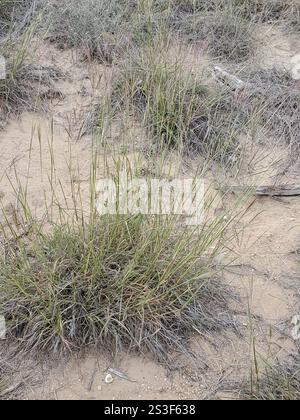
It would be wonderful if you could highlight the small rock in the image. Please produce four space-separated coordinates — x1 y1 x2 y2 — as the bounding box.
105 374 114 384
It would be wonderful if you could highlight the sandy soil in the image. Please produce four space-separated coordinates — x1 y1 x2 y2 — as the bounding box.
1 27 300 400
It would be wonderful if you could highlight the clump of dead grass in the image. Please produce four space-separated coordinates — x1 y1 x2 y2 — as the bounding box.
287 2 300 32
245 68 300 147
0 0 39 39
232 0 292 22
170 0 220 14
172 5 255 62
205 11 255 62
230 1 300 34
44 0 134 63
0 35 64 128
0 355 21 400
0 364 13 400
0 0 21 37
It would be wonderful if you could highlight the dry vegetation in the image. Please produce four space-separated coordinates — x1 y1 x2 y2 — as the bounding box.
240 355 300 400
0 0 300 400
0 214 235 365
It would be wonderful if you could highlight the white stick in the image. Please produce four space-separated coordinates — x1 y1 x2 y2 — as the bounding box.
212 65 246 90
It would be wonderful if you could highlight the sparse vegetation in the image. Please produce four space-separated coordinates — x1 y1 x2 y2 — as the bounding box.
0 0 39 39
244 68 300 146
44 0 134 63
172 3 255 62
1 0 300 401
0 40 64 127
232 0 292 22
0 1 62 128
242 356 300 400
113 49 208 151
288 2 300 32
112 44 244 162
0 365 11 400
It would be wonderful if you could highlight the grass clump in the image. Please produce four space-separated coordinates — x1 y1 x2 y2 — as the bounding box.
0 213 234 364
0 36 31 125
44 0 257 64
0 0 38 39
171 0 218 13
230 1 300 32
287 2 300 32
174 7 255 62
231 0 292 22
0 0 20 36
113 46 243 162
0 364 11 400
205 11 255 62
45 0 134 63
0 33 64 128
245 68 300 147
114 51 208 152
242 356 300 400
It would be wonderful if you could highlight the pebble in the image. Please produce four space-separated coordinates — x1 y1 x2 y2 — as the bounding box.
105 374 114 384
